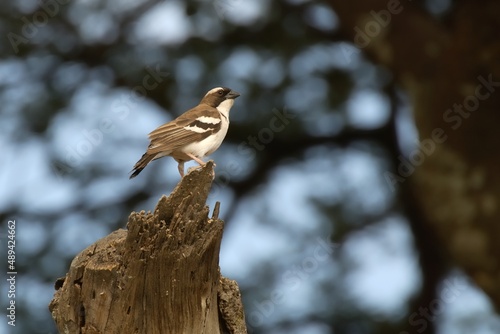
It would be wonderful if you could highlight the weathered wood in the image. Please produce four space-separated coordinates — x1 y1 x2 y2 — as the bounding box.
49 162 247 334
218 277 247 334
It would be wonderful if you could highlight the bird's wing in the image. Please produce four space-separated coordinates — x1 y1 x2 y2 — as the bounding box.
147 105 222 154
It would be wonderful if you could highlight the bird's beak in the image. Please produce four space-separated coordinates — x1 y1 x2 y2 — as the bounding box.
226 90 240 99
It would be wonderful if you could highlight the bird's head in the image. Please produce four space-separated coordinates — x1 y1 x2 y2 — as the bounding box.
201 87 240 108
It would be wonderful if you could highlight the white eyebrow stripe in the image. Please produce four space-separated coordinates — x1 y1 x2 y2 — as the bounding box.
184 125 212 133
195 116 221 124
205 87 223 96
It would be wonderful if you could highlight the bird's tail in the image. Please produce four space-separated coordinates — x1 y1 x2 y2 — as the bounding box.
129 153 155 179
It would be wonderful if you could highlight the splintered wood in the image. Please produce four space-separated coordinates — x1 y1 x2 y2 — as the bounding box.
49 162 247 334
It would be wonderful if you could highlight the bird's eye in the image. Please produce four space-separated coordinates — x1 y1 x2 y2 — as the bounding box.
218 90 224 95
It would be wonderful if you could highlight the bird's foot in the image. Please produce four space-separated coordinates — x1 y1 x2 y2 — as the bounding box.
186 163 215 179
187 165 202 174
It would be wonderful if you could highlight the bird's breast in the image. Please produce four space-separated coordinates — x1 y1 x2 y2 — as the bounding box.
180 117 229 158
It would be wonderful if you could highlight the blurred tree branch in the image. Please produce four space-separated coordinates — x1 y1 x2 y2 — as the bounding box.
328 0 500 312
5 0 500 332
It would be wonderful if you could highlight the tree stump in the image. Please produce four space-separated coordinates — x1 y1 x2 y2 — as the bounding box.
49 162 247 334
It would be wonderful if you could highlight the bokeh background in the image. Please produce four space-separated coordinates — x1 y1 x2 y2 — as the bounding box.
1 0 500 333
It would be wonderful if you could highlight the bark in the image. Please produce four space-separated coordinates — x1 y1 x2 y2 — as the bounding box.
49 162 247 334
328 0 500 310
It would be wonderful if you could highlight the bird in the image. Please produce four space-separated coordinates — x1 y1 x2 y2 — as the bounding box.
129 87 240 179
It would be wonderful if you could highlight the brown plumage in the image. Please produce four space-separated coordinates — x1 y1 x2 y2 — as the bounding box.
130 87 240 178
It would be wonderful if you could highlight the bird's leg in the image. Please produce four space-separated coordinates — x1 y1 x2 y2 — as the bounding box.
186 153 207 166
185 153 215 178
177 160 185 177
